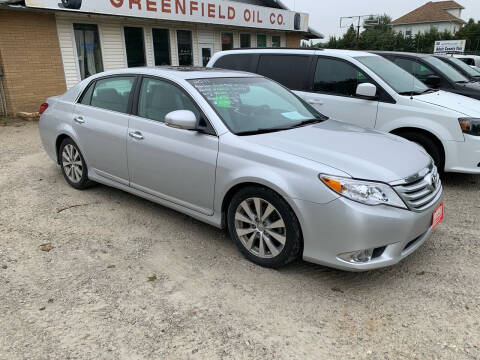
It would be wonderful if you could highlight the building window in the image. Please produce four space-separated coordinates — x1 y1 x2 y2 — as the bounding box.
272 35 281 48
73 23 104 80
222 32 234 51
405 29 412 36
257 34 267 48
152 28 171 66
124 27 146 67
177 30 193 66
240 33 251 48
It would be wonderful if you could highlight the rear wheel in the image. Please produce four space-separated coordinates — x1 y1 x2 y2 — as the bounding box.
59 138 92 190
227 186 302 268
398 132 445 172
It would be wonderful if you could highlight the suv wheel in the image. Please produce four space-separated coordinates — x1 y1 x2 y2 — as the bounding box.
400 132 445 172
227 186 302 268
59 138 92 190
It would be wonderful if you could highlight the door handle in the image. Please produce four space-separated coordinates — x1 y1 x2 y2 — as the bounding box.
73 116 85 124
307 99 323 105
129 131 144 140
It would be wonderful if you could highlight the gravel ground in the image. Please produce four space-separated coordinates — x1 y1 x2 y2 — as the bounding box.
0 121 479 360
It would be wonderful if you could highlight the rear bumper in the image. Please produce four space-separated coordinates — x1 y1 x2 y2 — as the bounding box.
293 189 443 271
444 135 480 174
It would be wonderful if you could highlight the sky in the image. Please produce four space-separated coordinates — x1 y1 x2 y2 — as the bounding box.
280 0 480 42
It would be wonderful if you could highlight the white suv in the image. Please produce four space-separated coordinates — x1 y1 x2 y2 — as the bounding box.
208 49 480 174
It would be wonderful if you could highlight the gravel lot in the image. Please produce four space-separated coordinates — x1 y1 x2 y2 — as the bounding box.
0 120 479 360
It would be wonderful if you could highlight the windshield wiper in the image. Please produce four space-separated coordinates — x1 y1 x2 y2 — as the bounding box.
236 119 324 136
399 89 437 96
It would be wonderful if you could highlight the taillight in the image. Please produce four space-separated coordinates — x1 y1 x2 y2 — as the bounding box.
39 103 49 115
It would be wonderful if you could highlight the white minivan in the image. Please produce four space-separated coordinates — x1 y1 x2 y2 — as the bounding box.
208 49 480 174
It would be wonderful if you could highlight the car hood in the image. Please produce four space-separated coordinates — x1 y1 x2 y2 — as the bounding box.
414 90 480 117
243 120 431 183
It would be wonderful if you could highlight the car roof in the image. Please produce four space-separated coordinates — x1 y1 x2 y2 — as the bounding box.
372 51 431 58
214 48 377 59
87 66 260 81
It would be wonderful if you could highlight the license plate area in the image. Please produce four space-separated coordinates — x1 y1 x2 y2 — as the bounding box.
432 202 444 229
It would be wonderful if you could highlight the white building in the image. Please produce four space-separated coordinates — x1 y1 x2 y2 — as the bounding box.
391 1 465 36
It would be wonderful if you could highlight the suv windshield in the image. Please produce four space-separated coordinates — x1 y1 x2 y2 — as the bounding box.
423 56 469 83
190 77 327 135
356 56 429 95
440 56 480 78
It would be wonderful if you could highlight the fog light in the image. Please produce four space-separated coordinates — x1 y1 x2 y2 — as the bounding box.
338 248 375 263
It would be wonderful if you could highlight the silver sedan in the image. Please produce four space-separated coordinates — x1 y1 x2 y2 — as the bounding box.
38 67 443 270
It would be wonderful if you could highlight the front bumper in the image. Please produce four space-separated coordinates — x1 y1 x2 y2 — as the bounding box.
293 189 443 271
444 135 480 174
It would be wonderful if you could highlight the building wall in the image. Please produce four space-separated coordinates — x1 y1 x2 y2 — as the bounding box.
393 22 462 36
56 13 290 89
286 33 302 47
0 9 66 114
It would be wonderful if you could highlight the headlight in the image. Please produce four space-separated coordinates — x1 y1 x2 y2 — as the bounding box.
459 118 480 136
320 175 407 209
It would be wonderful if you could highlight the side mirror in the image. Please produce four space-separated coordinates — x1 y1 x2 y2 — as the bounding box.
425 75 442 87
356 83 377 98
165 110 197 130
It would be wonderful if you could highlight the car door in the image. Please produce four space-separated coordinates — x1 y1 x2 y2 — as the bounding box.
296 56 379 129
74 76 136 185
127 76 218 215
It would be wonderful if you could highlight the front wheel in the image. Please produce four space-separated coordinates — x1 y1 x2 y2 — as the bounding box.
227 186 302 268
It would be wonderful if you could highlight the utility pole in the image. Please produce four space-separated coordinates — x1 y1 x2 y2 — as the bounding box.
340 15 379 49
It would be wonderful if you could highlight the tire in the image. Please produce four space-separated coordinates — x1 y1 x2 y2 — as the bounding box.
59 138 92 190
61 0 82 9
399 132 445 172
227 186 302 268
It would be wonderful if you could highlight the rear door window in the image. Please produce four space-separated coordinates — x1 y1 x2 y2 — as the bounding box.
213 54 258 72
90 77 135 113
257 55 311 90
313 57 370 96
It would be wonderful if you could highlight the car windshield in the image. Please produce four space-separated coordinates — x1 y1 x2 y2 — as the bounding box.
356 56 429 95
189 77 327 135
423 56 469 83
441 56 480 78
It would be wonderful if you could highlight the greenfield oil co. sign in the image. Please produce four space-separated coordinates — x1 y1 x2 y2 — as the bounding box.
25 0 309 31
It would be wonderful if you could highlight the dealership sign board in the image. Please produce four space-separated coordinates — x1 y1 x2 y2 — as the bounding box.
434 40 466 54
25 0 309 32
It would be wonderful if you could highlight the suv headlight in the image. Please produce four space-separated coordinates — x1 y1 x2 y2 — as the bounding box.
459 118 480 136
320 175 407 209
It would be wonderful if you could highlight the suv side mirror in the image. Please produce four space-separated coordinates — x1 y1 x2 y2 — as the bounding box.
165 110 197 130
425 75 442 87
356 83 377 98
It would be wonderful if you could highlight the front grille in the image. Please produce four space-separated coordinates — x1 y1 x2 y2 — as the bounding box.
394 165 442 212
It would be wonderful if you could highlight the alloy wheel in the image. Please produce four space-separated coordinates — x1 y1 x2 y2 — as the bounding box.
234 197 286 258
62 144 83 183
